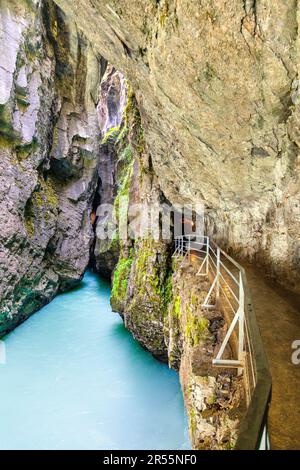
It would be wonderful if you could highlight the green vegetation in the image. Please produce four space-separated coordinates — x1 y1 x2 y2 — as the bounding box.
134 241 162 302
123 86 134 127
34 177 58 209
113 160 133 225
162 269 174 314
0 103 37 157
100 118 134 250
116 125 128 143
24 202 35 238
190 290 199 308
123 84 144 156
24 40 39 60
111 255 133 305
189 407 197 436
185 307 209 347
172 295 182 320
15 85 30 110
16 137 39 159
80 148 94 160
0 104 20 146
118 144 133 164
16 97 30 110
127 238 176 317
159 2 169 27
206 393 217 406
108 86 168 317
24 0 36 11
101 126 120 145
24 176 58 237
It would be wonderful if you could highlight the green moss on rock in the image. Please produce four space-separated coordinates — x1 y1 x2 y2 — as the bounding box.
185 307 209 347
24 176 58 238
101 125 120 145
114 161 133 224
16 97 30 110
16 137 39 159
0 104 21 146
118 144 133 164
24 40 39 60
15 85 30 111
119 238 173 360
172 295 182 319
162 269 174 314
111 254 133 311
134 240 165 303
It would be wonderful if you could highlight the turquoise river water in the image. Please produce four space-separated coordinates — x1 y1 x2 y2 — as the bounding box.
0 271 189 450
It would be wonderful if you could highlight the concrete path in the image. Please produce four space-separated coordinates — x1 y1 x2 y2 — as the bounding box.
244 264 300 450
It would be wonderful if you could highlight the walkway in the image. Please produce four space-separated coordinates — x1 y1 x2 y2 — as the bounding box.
244 263 300 450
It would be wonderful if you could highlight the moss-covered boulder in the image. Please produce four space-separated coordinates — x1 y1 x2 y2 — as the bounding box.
110 250 132 313
122 238 172 361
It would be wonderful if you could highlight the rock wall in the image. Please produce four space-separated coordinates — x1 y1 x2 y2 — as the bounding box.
166 257 245 449
92 65 127 278
93 72 244 448
0 2 261 448
55 0 300 293
0 0 102 335
93 73 172 359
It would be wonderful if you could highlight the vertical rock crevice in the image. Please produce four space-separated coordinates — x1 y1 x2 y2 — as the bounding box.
92 66 174 360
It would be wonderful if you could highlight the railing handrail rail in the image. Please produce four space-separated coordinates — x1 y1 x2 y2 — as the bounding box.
173 235 272 450
174 234 208 240
235 266 272 450
209 239 244 272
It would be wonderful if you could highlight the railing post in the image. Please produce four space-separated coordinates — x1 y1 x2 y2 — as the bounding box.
216 246 220 304
238 271 245 376
188 236 191 263
206 237 209 275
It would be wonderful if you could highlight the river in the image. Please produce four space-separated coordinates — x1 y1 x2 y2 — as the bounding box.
0 271 189 450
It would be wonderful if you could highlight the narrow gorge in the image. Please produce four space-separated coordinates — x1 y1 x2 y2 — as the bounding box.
0 0 299 452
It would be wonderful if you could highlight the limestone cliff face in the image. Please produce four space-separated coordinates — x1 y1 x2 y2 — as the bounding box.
92 65 127 278
95 72 244 447
55 0 300 293
0 2 267 448
92 70 171 359
0 0 102 335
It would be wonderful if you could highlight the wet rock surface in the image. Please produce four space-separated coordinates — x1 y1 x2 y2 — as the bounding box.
0 0 102 335
92 66 127 279
55 0 300 293
93 75 172 360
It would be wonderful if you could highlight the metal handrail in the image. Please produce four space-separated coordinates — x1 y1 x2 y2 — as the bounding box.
173 235 272 450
